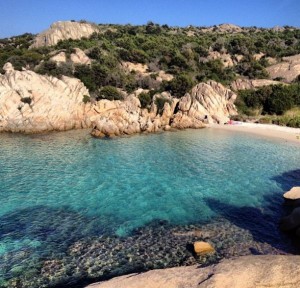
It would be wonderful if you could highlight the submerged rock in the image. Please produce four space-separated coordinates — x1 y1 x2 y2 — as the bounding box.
193 241 215 256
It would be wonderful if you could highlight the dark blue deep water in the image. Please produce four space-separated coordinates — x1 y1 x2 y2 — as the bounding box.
0 128 299 287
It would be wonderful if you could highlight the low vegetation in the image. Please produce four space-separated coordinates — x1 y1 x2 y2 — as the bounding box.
1 22 300 126
234 83 300 127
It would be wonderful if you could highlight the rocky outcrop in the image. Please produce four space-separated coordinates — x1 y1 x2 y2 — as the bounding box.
50 48 91 65
91 81 238 137
206 51 234 67
50 51 67 64
231 78 285 91
0 63 96 132
217 23 243 33
267 54 300 82
0 63 237 135
30 21 99 48
280 207 300 231
86 255 300 288
280 187 300 236
284 187 300 201
121 62 173 82
187 81 237 124
200 24 242 34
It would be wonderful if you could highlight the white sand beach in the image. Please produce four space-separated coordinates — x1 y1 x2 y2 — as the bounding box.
209 122 300 144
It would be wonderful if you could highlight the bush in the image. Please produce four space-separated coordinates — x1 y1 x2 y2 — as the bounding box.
165 74 195 98
286 116 300 128
20 97 32 105
263 85 294 115
35 60 61 77
82 95 91 103
138 92 152 109
155 97 172 115
96 86 123 101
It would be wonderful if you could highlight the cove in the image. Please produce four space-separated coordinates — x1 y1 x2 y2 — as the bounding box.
0 129 300 287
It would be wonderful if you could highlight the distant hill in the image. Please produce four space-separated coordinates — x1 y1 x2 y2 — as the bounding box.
0 20 300 129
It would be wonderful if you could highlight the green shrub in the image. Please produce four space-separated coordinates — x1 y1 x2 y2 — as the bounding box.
138 92 152 109
82 95 91 103
286 116 300 128
35 60 59 77
96 86 123 101
155 97 172 115
259 116 273 124
20 97 32 105
165 74 195 98
263 85 294 115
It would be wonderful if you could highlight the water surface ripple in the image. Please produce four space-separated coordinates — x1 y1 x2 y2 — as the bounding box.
0 129 299 287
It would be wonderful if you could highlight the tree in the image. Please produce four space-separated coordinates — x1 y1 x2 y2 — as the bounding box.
165 74 195 98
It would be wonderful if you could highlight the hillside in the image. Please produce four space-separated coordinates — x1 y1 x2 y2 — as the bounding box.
0 20 300 132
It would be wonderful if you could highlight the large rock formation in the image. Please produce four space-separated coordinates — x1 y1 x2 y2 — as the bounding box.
280 187 300 237
30 21 99 48
267 54 300 82
91 81 238 137
0 64 237 135
231 78 285 91
86 255 300 288
0 63 95 132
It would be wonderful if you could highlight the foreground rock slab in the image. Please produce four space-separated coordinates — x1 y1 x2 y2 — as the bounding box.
86 255 300 288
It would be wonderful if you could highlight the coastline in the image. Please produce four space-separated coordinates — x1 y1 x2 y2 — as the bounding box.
209 122 300 144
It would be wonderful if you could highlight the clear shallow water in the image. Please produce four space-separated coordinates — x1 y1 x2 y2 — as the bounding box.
0 129 300 287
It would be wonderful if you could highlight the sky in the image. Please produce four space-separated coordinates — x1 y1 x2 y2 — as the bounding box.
0 0 299 38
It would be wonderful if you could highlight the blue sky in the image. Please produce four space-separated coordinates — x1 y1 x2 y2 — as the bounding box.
0 0 299 38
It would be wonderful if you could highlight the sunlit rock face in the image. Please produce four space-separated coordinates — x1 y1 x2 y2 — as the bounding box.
0 63 95 132
30 21 99 48
0 64 237 135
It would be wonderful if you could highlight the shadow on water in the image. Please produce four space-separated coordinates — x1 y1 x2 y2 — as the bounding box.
0 205 118 282
0 205 113 244
272 169 300 191
204 192 299 254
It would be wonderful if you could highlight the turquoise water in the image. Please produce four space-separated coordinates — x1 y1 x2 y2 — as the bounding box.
0 128 300 287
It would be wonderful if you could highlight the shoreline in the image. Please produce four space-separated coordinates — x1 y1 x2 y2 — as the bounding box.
209 122 300 144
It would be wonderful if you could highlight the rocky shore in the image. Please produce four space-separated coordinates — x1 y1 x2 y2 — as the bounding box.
86 255 300 288
0 63 237 136
83 186 300 288
280 187 300 236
